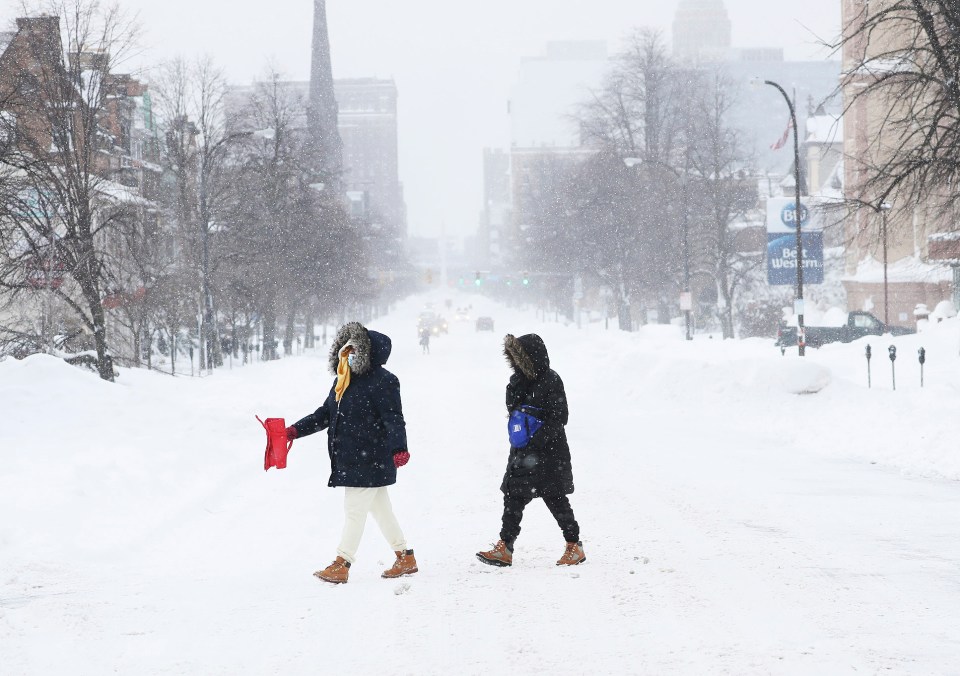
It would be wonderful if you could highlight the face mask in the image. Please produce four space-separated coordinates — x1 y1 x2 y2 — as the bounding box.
347 353 356 368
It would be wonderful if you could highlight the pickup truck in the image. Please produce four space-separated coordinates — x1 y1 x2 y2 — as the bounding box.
776 311 915 349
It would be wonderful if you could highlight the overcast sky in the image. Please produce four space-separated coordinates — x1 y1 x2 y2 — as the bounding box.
2 1 842 238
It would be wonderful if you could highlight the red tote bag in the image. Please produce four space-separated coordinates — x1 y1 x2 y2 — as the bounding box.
256 415 292 471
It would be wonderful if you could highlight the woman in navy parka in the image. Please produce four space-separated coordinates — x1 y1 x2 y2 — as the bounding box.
287 322 417 584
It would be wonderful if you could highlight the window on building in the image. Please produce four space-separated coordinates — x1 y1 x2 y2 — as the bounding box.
0 111 17 146
49 113 75 153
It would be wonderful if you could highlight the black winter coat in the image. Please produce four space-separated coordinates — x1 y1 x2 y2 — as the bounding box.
292 323 407 488
500 333 575 497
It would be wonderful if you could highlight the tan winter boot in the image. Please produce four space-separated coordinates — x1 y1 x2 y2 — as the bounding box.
476 540 513 567
382 549 419 578
556 541 586 566
314 556 351 584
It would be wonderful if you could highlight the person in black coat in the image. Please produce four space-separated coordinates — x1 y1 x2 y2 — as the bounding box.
477 333 585 567
286 322 418 584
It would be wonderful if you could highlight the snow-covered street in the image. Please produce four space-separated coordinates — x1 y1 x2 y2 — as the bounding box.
2 295 960 675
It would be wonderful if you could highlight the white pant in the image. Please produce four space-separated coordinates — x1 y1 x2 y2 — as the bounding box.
337 487 407 564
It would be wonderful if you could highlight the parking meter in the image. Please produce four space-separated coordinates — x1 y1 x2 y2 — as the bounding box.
888 345 897 390
918 347 926 387
865 344 872 388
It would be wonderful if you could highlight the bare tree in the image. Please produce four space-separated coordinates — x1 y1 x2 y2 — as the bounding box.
0 1 142 380
152 55 237 371
579 29 683 164
687 70 759 338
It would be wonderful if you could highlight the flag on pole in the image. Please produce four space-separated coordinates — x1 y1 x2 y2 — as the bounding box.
770 117 793 150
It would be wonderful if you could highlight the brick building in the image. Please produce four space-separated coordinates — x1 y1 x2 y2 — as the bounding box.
841 0 956 324
0 13 160 362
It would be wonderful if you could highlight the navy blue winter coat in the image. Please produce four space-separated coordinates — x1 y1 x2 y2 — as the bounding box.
291 323 407 488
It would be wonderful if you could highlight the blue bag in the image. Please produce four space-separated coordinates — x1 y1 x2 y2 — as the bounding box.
508 405 544 448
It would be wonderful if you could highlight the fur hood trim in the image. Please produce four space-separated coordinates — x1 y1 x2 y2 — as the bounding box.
328 322 373 375
504 334 537 379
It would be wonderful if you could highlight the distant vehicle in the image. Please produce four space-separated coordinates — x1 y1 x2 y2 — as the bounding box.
417 311 437 334
476 316 495 332
455 308 470 322
417 311 448 336
776 311 915 349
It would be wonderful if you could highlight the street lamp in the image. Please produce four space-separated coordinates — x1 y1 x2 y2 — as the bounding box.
752 77 806 356
624 156 693 340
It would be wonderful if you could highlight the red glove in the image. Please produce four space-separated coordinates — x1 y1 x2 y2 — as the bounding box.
286 426 298 441
393 451 410 468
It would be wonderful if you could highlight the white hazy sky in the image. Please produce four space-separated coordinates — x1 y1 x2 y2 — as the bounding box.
2 1 842 238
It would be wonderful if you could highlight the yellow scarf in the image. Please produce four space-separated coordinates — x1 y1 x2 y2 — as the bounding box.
335 354 351 402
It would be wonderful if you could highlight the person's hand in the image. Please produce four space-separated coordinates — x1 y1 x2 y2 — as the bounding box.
286 426 298 441
393 450 410 468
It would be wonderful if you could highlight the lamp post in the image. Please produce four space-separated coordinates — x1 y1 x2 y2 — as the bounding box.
679 168 691 341
624 156 693 339
879 201 892 325
753 77 805 355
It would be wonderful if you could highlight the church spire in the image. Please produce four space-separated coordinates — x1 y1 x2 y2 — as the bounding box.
309 0 343 184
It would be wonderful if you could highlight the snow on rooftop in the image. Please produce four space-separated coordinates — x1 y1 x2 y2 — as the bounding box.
842 254 954 284
928 231 960 242
806 114 843 144
95 178 154 208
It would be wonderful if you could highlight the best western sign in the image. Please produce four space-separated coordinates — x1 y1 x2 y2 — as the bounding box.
766 197 824 286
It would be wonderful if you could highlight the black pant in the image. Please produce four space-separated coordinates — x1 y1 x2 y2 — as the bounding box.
500 491 580 547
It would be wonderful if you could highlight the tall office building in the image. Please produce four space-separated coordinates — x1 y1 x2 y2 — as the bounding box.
336 78 406 236
503 42 609 268
672 0 732 63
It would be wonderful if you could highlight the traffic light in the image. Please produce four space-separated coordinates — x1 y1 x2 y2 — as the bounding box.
522 271 529 285
475 271 482 286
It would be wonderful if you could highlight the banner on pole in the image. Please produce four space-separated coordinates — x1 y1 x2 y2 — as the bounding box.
766 198 824 285
767 232 824 285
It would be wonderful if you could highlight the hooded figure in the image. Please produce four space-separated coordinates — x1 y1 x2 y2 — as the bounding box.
477 333 585 568
500 333 574 496
287 322 417 584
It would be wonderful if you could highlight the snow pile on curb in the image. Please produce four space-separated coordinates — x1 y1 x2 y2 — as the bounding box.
768 359 832 395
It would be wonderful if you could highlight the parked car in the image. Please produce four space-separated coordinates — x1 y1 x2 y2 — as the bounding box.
476 316 495 332
776 311 915 349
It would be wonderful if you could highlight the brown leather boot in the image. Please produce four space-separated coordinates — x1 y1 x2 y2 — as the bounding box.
382 549 418 578
556 541 586 566
314 556 351 584
476 540 513 567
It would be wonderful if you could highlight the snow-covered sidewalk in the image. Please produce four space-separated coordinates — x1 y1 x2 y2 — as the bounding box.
2 295 959 674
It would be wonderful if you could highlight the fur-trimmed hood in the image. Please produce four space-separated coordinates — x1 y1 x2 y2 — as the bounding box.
328 322 392 375
504 333 550 380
